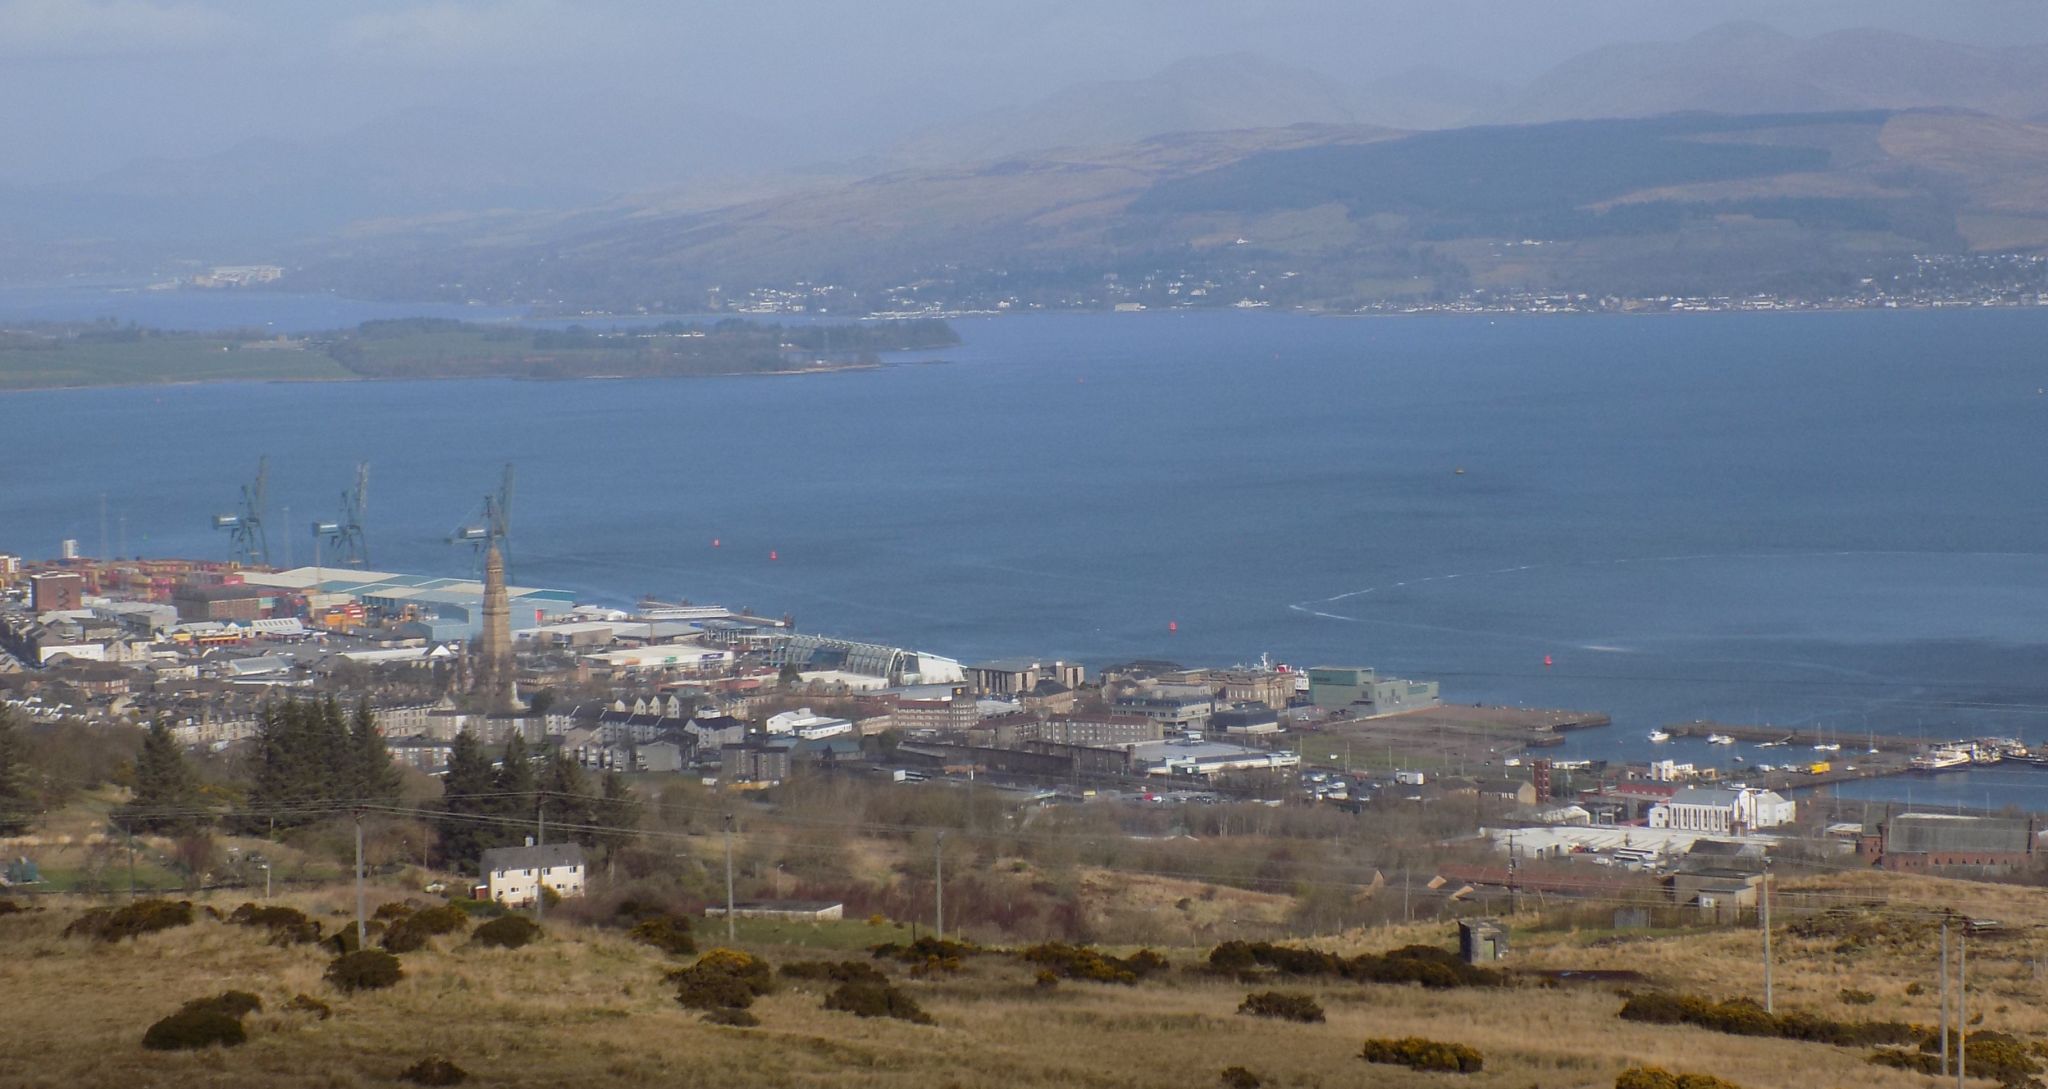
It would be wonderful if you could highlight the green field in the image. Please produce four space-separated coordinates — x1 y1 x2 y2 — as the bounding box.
0 336 352 390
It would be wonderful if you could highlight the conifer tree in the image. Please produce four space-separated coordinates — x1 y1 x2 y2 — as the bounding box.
0 707 35 836
591 769 641 864
437 729 497 869
346 699 401 806
538 752 594 840
494 732 537 822
118 720 204 834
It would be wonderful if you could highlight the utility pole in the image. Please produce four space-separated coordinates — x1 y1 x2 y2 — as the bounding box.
1958 928 1968 1089
1760 859 1773 1014
353 811 367 950
722 812 736 945
1506 832 1519 915
534 802 545 923
1940 918 1951 1076
124 823 136 900
935 831 946 942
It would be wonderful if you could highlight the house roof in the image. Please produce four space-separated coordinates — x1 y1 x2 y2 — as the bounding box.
479 843 586 874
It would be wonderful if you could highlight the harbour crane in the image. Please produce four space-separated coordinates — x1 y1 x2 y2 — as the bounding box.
211 456 271 567
311 462 371 568
450 463 513 578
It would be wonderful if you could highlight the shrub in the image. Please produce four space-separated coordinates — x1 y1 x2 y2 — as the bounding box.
1017 942 1167 985
670 948 775 1011
1784 907 1933 954
1360 1037 1484 1074
1619 991 1918 1047
0 898 23 915
822 981 934 1025
1034 969 1059 990
326 950 404 993
1220 1067 1260 1089
180 991 263 1019
782 960 888 984
1867 1049 1939 1077
446 897 507 919
1904 981 1925 996
1238 991 1325 1023
382 904 469 953
1207 940 1499 989
374 900 418 922
286 993 332 1020
1209 940 1258 973
399 1056 468 1086
142 1009 248 1051
1914 1030 2044 1087
870 936 979 962
702 1007 760 1028
228 903 323 945
628 914 696 957
1616 1068 1745 1089
65 899 194 942
1839 988 1876 1005
470 915 541 950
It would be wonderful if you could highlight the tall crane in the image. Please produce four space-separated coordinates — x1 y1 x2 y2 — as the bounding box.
211 457 271 567
450 463 513 578
311 462 371 569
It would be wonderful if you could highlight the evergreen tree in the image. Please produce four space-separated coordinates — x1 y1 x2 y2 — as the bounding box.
437 729 497 870
538 752 593 841
346 699 401 806
118 721 203 834
591 770 641 864
238 697 357 832
0 707 35 836
494 732 537 823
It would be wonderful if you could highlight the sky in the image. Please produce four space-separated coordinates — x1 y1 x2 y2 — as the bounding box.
3 0 2046 185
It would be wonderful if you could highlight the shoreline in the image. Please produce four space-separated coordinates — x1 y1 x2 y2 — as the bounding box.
0 356 949 396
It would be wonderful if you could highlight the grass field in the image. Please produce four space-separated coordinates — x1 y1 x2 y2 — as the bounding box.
1 868 2040 1089
0 338 351 389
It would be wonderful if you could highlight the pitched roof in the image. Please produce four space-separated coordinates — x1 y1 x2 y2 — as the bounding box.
479 843 586 874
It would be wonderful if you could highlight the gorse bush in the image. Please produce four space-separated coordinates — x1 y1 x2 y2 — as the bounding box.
400 1057 469 1086
1208 940 1501 989
382 905 469 952
227 902 322 945
470 915 541 950
1618 991 1919 1047
65 898 194 942
179 991 263 1019
670 948 775 1011
1359 1037 1484 1073
1018 942 1170 985
1615 1067 1746 1089
1838 988 1876 1006
1220 1067 1261 1089
627 914 696 957
822 981 934 1025
142 1009 247 1051
1899 1030 2045 1087
286 993 332 1020
870 936 979 962
1237 991 1325 1023
781 960 888 984
326 949 404 992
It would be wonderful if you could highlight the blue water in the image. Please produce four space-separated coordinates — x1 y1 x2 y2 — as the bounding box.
6 301 2048 809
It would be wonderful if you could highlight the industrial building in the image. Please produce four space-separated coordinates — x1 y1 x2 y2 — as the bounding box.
769 632 965 687
1865 813 2038 875
1307 666 1440 716
236 566 576 641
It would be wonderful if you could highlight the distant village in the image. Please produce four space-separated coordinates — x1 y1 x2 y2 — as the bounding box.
1 542 2040 913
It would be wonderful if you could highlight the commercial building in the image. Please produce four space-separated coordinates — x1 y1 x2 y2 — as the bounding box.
968 658 1086 697
29 572 84 614
1127 738 1300 779
1112 688 1214 729
1867 813 2037 875
1023 715 1163 747
769 632 965 687
765 708 854 740
1307 666 1440 716
1647 787 1795 835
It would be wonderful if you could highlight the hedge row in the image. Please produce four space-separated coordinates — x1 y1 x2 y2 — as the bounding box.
1210 941 1501 989
1618 991 1918 1047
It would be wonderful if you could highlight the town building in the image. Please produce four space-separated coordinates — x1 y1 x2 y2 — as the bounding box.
1668 839 1767 921
764 708 854 740
1865 813 2037 875
479 842 587 906
1307 666 1440 716
29 572 84 614
1647 787 1795 835
1127 738 1300 779
967 658 1086 697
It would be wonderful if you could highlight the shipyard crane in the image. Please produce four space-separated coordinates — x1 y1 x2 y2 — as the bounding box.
450 463 513 578
311 462 371 569
210 457 271 567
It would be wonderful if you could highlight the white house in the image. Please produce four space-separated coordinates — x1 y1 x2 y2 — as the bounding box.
1648 787 1795 834
478 842 587 906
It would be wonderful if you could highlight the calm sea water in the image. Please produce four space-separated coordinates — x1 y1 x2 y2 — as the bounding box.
6 297 2048 808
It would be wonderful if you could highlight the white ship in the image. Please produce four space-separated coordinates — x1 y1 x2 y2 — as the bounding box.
1648 730 1671 743
1911 748 1970 772
1707 734 1736 745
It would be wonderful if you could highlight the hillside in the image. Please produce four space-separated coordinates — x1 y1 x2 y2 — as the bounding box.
299 109 2048 311
1 868 2040 1089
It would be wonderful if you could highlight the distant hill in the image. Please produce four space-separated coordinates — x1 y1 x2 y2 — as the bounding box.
297 109 2048 310
1495 22 2048 124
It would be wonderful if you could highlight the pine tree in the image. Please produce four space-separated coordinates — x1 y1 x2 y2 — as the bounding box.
346 699 401 806
591 770 641 864
494 732 537 821
0 707 36 836
438 729 496 870
118 721 203 834
538 752 594 841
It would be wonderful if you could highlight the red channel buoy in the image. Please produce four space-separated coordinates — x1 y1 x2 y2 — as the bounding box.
769 550 779 561
712 538 721 548
1168 620 1178 633
1543 655 1554 668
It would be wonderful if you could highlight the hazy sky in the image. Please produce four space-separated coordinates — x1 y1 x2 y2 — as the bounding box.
5 0 2047 184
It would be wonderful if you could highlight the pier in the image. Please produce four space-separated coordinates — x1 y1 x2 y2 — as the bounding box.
1662 720 1928 753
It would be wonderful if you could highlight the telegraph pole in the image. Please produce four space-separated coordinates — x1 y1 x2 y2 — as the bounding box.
534 802 546 923
1940 918 1951 1076
353 811 367 950
1760 860 1773 1014
722 813 736 944
935 831 946 942
1958 929 1968 1088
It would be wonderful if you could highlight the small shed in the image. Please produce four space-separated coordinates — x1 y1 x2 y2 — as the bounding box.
1458 918 1508 964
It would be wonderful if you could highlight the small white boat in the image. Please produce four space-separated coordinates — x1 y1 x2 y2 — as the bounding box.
1812 743 1841 752
1707 734 1736 745
1648 730 1672 743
